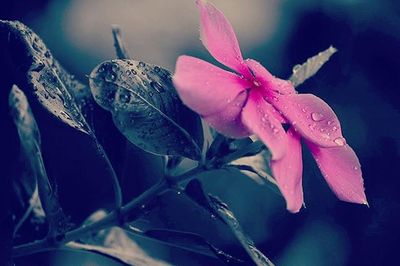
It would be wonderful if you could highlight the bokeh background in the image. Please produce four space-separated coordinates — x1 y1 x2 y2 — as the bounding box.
1 0 399 265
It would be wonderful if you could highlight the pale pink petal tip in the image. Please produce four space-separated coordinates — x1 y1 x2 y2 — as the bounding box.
271 128 304 213
307 142 368 205
195 0 250 76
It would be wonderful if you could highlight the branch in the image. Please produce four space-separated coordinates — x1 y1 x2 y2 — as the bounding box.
12 164 206 258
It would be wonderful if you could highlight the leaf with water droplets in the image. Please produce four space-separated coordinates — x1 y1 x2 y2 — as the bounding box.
289 46 337 87
89 59 204 160
0 20 124 217
0 20 91 134
185 180 275 266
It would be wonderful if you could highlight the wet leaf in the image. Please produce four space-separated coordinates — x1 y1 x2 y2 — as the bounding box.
185 180 275 266
89 59 203 160
0 20 91 134
69 210 171 266
289 46 337 87
0 20 122 222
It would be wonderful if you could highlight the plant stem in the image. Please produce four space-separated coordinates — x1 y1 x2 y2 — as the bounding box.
12 164 206 258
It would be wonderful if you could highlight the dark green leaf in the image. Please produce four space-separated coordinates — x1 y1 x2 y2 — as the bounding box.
70 210 171 266
185 180 275 266
0 20 91 134
0 20 122 221
229 149 280 195
9 85 68 236
143 229 243 264
289 46 337 87
89 59 203 160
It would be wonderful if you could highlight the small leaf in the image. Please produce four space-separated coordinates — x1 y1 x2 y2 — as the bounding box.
185 180 275 266
111 25 131 60
289 46 337 87
220 140 265 165
143 229 243 263
89 59 203 160
71 210 171 266
229 149 279 189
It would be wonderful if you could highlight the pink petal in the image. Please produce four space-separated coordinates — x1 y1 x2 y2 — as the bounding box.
241 90 287 160
272 94 346 148
245 59 296 95
196 0 251 77
203 91 250 138
307 142 368 205
271 127 304 213
173 55 249 116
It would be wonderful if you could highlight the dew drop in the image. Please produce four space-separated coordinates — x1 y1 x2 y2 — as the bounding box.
253 80 261 87
150 81 165 93
154 66 160 73
105 72 116 82
311 112 324 121
334 137 346 146
138 61 145 67
118 90 131 104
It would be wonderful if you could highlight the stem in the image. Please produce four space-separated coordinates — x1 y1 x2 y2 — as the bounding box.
93 139 123 209
12 165 206 258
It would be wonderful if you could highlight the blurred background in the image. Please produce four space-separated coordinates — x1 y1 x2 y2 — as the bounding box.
1 0 399 265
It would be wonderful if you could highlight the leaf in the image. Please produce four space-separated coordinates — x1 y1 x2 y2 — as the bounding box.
69 210 171 266
229 149 280 195
289 46 337 87
220 140 265 165
0 21 125 222
89 59 204 160
142 229 243 264
185 180 275 266
0 20 91 134
9 85 68 236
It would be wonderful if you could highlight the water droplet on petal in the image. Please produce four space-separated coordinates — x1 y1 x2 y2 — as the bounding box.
334 137 346 146
311 112 324 121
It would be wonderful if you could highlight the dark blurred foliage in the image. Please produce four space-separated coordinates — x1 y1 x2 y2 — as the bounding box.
1 0 400 265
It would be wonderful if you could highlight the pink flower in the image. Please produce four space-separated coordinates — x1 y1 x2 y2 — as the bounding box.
173 0 367 212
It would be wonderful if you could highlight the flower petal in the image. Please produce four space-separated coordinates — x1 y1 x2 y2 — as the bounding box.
307 142 368 205
203 90 250 138
241 90 287 160
173 55 249 116
196 0 251 76
272 94 345 148
245 59 296 95
271 127 303 213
